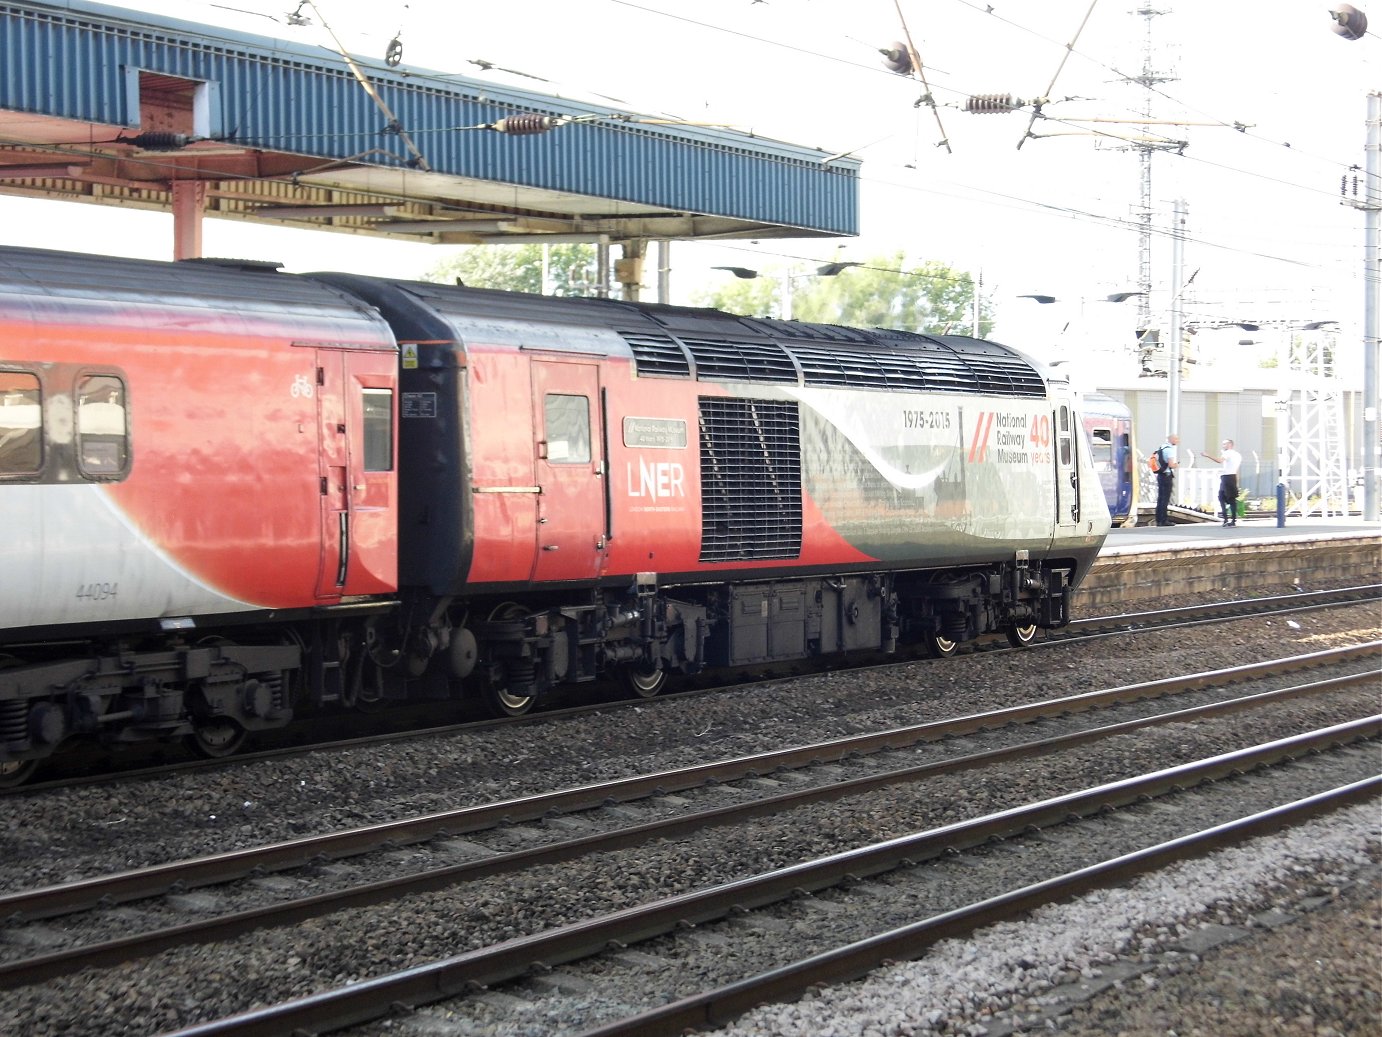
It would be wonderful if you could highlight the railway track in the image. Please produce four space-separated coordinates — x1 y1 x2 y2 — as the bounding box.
1 643 1376 1036
563 775 1379 1037
9 584 1378 793
107 724 1382 1037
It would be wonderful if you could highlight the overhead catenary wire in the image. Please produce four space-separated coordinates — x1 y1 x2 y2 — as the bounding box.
301 0 431 171
175 0 1374 190
11 0 1366 301
1014 0 1101 150
953 0 1373 180
217 0 1372 202
890 0 951 153
2 110 1355 287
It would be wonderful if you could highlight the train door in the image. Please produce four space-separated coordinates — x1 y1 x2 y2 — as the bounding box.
1054 401 1080 534
315 348 398 599
531 360 606 582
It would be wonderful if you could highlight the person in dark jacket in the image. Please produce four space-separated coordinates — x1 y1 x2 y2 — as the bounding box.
1153 433 1179 526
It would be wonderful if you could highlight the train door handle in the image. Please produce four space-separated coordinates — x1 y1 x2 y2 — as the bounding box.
543 545 560 551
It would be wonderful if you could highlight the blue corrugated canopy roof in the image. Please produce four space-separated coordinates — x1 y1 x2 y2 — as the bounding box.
0 0 859 246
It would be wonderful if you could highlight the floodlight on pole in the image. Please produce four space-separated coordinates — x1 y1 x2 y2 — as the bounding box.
816 261 862 276
713 261 859 320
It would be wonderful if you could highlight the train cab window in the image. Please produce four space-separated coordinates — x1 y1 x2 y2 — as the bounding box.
544 393 591 463
76 374 129 477
0 371 41 475
361 388 393 472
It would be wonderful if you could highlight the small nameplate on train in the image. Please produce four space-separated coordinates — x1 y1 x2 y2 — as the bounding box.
623 416 687 449
402 392 438 418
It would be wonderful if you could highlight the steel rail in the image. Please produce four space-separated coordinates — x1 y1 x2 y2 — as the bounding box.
572 775 1382 1037
1 644 1375 926
1060 584 1380 638
151 717 1379 1037
5 669 1375 988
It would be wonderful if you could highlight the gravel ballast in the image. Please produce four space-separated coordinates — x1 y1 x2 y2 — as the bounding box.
0 595 1376 1036
704 803 1380 1037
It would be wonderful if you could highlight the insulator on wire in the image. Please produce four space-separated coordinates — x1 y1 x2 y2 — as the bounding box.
489 114 562 135
965 94 1018 114
1330 4 1368 39
119 131 192 150
880 41 913 75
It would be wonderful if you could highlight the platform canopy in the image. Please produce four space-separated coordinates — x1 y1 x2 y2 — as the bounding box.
0 0 859 258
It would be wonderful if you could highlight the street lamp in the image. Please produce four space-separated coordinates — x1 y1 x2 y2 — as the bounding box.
712 262 859 320
816 261 863 277
1018 292 1143 305
1013 291 1143 356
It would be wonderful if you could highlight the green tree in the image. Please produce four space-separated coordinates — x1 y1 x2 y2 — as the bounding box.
425 243 598 295
695 252 991 336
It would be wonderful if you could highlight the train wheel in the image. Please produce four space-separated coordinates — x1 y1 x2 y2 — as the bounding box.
620 662 667 699
1005 623 1039 649
482 603 537 718
353 658 387 713
927 633 959 658
0 759 37 788
486 682 536 718
187 718 246 759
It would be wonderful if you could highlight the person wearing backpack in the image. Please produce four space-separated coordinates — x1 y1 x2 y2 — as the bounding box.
1153 433 1180 526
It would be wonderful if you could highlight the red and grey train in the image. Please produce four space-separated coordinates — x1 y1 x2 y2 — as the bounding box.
0 245 1109 782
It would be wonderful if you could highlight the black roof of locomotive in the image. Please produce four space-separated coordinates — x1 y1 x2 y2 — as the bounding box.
315 274 1049 399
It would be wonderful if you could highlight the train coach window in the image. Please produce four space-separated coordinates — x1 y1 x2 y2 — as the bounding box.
361 388 394 471
0 371 41 475
544 394 591 463
1089 427 1113 465
76 374 129 477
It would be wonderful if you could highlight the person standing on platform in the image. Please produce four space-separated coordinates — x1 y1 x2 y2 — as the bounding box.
1201 438 1243 526
1153 433 1180 526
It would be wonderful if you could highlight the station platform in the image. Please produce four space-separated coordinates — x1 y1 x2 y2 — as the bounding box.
1107 510 1381 550
1081 512 1380 609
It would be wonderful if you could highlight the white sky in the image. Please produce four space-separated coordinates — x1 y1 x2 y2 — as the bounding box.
1 0 1378 361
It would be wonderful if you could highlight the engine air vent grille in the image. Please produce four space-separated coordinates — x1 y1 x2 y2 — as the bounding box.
616 312 1045 397
683 339 799 383
621 331 691 377
698 397 802 562
790 345 928 390
789 337 1046 396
